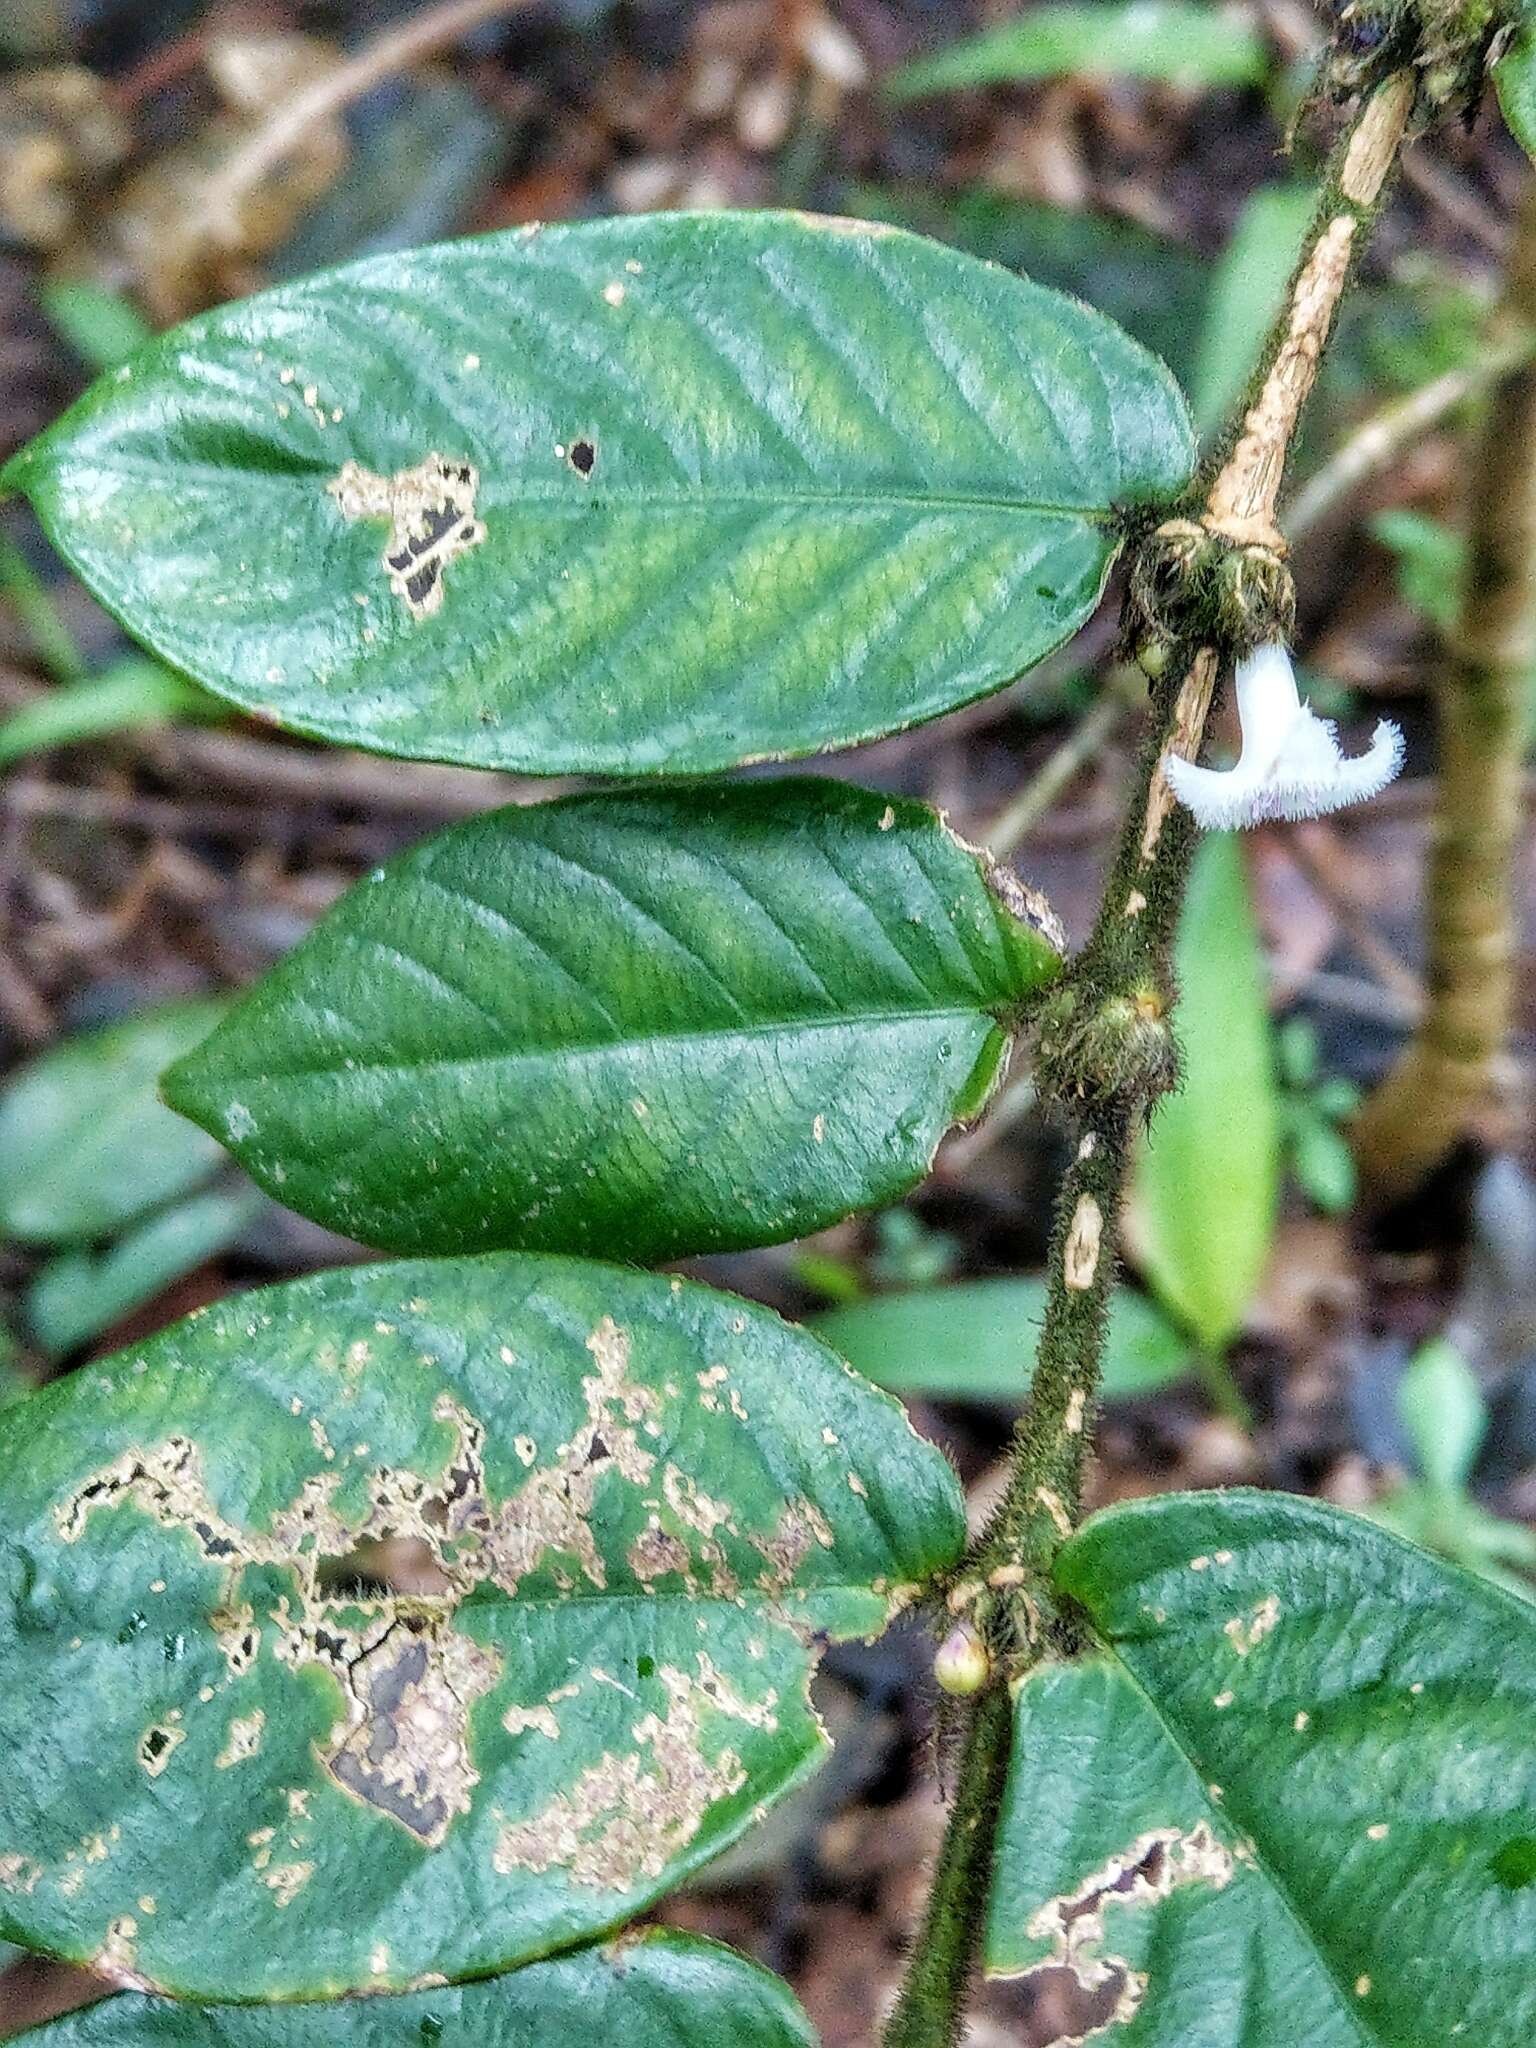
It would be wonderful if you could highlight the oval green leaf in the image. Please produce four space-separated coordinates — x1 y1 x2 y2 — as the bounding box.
0 1001 228 1246
0 1255 962 1999
811 1278 1189 1406
1 212 1193 774
1496 28 1536 165
989 1491 1536 2043
887 2 1269 101
1191 183 1314 435
10 1932 814 2048
1134 834 1279 1352
162 781 1064 1261
25 1188 259 1358
0 658 219 771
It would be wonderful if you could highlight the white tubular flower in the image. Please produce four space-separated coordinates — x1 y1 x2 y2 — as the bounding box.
1165 641 1404 831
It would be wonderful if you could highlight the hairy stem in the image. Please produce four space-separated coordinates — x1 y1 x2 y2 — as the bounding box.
882 1688 1014 2048
882 67 1417 2048
983 1108 1133 1595
1351 176 1536 1204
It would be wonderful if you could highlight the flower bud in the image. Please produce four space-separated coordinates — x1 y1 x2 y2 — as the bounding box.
933 1622 991 1696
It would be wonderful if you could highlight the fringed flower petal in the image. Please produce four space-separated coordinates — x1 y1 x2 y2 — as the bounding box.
1165 642 1404 831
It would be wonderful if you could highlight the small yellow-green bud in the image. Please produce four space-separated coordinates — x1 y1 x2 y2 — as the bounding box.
934 1622 991 1696
1135 635 1172 681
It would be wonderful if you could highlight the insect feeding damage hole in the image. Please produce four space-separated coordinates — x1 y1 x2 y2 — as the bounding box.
328 453 486 621
567 439 596 477
1001 1825 1237 2043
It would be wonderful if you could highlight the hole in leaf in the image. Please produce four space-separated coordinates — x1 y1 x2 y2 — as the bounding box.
318 1537 453 1599
568 439 596 477
1023 1964 1127 2044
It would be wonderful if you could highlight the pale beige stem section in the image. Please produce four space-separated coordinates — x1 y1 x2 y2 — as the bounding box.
1204 70 1414 554
1353 179 1536 1204
1134 649 1218 890
207 0 527 237
1131 70 1415 882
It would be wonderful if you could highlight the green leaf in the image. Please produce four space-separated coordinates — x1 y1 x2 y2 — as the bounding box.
1291 1112 1356 1215
0 1319 29 1408
9 1931 814 2048
811 1278 1189 1405
36 281 155 375
270 76 510 281
1397 1338 1486 1496
0 659 219 770
1311 1075 1359 1120
164 781 1063 1262
0 1254 962 1998
990 1490 1536 2043
1496 26 1536 165
1136 835 1279 1351
0 1001 229 1246
840 185 1211 387
25 1188 258 1357
1191 184 1314 434
887 2 1269 100
0 532 86 686
2 212 1194 775
1371 506 1464 636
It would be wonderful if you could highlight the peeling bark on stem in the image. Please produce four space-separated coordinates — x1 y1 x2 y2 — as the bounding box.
1352 176 1536 1205
883 71 1417 2048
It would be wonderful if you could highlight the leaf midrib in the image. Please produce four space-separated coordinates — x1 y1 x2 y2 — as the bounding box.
1104 1645 1380 2048
185 1000 1016 1090
42 452 1118 523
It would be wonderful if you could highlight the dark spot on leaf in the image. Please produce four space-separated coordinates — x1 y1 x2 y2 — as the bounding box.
193 1520 238 1560
141 1728 172 1764
1036 584 1057 599
117 1611 148 1644
403 561 443 612
568 439 596 477
322 1615 501 1848
163 1632 187 1662
420 2019 444 2044
1492 1836 1536 1889
637 1653 656 1679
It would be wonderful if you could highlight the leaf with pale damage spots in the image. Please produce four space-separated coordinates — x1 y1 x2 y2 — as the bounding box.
162 781 1062 1262
0 211 1192 775
7 1929 815 2047
0 1255 961 2000
989 1492 1536 2044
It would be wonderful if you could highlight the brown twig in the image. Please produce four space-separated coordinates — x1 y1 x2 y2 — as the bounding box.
983 686 1128 855
1282 331 1534 540
205 0 532 242
1352 177 1536 1204
136 728 546 817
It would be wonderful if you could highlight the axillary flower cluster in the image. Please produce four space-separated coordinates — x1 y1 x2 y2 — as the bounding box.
1166 641 1405 830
